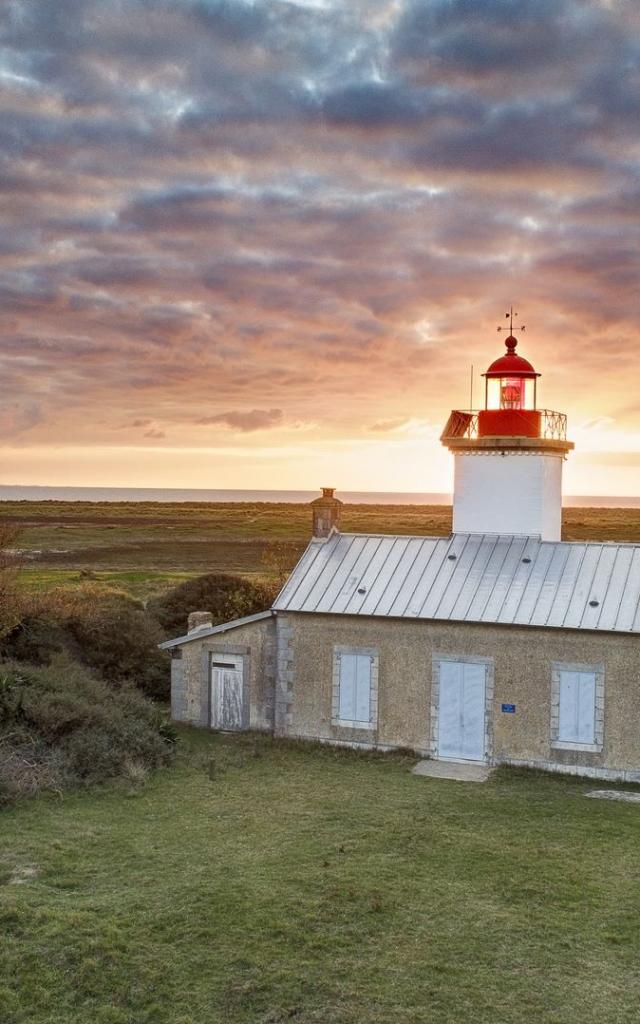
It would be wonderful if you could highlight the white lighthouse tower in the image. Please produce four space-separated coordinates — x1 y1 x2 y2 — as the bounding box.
441 313 573 541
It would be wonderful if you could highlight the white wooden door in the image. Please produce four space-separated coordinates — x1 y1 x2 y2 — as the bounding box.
211 659 244 730
438 661 486 761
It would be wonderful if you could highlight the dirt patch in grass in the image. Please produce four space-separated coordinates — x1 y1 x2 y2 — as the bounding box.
7 865 38 886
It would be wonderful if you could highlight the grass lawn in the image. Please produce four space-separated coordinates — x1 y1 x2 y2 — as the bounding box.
17 567 199 601
1 729 639 1024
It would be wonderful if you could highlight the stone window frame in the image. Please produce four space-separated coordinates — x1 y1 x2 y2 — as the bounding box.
430 653 494 760
169 648 186 722
331 645 379 730
551 661 604 753
275 615 294 735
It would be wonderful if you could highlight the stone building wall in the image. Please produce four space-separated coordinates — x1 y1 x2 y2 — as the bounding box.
170 616 276 731
280 613 640 779
168 608 640 780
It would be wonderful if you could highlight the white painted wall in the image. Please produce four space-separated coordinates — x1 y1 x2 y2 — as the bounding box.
453 452 564 540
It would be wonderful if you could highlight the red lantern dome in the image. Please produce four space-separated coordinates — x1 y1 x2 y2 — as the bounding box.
484 336 540 380
479 335 540 437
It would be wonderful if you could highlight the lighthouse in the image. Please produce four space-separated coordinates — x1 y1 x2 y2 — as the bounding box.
441 315 573 541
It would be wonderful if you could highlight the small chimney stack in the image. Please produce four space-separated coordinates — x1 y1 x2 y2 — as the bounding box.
311 487 342 539
188 611 213 633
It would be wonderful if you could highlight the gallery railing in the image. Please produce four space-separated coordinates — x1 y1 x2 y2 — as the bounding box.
440 409 568 441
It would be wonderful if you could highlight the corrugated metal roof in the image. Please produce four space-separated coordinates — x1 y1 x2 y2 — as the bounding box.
159 610 273 649
273 534 640 634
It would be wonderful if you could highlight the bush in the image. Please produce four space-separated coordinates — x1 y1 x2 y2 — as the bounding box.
62 589 169 700
147 572 279 638
0 657 174 805
0 739 69 804
1 586 170 700
0 522 22 641
0 601 68 666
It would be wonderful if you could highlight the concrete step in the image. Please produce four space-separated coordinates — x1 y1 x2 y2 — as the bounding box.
585 789 640 804
412 759 494 783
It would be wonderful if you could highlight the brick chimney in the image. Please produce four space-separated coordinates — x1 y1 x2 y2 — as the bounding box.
310 487 342 539
188 611 213 633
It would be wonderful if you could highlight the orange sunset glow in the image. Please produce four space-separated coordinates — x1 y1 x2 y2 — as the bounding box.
1 1 639 497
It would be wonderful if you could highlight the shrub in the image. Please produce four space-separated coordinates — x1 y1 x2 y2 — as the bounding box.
0 522 23 641
147 572 279 638
0 740 70 804
0 657 174 804
0 600 68 666
62 589 169 699
1 586 170 700
260 540 300 585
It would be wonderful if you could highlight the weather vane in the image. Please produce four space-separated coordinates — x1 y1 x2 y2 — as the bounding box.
497 307 526 335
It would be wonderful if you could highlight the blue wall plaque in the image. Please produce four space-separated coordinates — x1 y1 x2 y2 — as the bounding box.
501 703 516 713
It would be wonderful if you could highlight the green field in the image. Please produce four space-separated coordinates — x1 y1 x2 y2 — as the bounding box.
3 501 640 599
1 728 639 1024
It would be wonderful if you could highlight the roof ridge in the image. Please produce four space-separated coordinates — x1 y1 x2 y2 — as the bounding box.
335 532 640 548
160 609 273 649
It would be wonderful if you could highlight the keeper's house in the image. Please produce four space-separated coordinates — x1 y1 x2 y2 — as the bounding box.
161 331 640 782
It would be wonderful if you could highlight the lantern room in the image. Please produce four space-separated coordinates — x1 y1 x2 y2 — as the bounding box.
440 314 573 542
478 335 541 438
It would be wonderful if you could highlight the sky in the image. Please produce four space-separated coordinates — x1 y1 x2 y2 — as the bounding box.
1 0 639 496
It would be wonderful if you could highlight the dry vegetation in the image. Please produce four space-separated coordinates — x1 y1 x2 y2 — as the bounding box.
0 522 22 637
1 500 639 598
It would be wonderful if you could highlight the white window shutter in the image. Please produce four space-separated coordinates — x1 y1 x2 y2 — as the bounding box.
559 670 596 743
338 653 372 724
338 654 357 721
354 655 372 723
558 671 579 741
577 672 596 743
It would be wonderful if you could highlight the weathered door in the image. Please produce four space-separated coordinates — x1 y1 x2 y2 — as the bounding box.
438 661 486 761
211 658 244 730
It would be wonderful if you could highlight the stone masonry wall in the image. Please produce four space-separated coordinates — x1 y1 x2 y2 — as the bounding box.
171 616 276 731
169 607 640 780
280 612 640 780
274 614 294 735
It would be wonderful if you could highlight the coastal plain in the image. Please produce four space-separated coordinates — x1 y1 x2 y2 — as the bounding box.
2 501 640 599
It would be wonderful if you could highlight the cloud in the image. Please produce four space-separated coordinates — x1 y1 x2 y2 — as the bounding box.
392 0 626 83
0 0 637 489
321 83 425 127
195 409 285 432
0 402 43 438
367 418 409 433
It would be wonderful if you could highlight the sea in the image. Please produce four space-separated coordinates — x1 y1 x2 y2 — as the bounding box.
0 485 638 507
